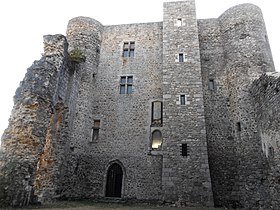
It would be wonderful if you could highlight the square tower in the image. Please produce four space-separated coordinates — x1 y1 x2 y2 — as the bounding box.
162 0 213 206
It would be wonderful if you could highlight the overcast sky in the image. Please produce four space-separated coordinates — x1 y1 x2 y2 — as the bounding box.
0 0 279 136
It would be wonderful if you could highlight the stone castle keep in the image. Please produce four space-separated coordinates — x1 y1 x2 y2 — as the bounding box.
0 0 279 209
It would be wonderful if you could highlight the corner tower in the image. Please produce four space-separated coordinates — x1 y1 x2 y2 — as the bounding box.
162 0 213 206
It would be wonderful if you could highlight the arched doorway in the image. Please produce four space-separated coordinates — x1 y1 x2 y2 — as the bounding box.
105 163 123 197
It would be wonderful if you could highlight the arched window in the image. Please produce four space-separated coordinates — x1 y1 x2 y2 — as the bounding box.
152 130 162 150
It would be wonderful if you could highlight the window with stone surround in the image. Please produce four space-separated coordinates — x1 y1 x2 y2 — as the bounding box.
180 95 186 105
152 130 162 150
120 76 133 94
123 41 135 57
91 120 100 142
151 101 162 127
181 143 189 157
176 53 186 62
176 18 182 27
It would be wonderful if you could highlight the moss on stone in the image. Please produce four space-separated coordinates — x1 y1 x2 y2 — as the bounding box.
69 48 86 63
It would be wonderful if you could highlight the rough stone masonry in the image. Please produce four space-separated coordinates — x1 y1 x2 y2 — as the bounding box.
0 1 279 209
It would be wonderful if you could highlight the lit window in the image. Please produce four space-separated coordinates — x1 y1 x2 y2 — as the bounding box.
91 120 100 142
120 76 133 94
123 41 135 57
177 18 182 27
152 130 162 150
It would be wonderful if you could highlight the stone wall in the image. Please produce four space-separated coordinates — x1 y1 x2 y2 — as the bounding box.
0 35 70 206
162 1 213 206
199 3 276 209
0 1 278 209
198 18 234 207
250 72 280 209
60 20 165 200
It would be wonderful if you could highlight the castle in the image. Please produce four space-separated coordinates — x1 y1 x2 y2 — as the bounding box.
0 1 279 209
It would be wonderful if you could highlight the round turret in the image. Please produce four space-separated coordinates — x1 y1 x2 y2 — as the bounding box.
219 4 275 76
66 17 103 74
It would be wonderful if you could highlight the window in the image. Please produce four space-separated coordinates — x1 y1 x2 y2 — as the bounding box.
177 18 182 27
179 53 184 62
91 120 100 142
123 41 135 57
120 76 133 94
175 53 186 62
237 122 241 132
180 95 186 105
182 144 189 157
152 130 162 150
151 101 162 127
209 79 215 91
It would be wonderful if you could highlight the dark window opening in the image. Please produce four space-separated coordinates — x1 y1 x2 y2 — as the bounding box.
120 76 133 94
123 41 135 57
237 122 241 132
151 101 163 127
179 53 184 62
182 144 189 157
180 95 186 105
209 79 215 91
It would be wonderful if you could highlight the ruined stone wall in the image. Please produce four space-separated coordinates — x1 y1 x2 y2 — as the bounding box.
199 3 276 209
162 1 213 206
0 35 71 206
250 73 280 209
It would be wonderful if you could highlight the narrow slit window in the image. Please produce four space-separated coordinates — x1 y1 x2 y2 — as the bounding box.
209 79 215 91
179 53 184 62
180 95 186 105
182 144 189 157
177 18 182 27
237 122 241 131
91 120 100 142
